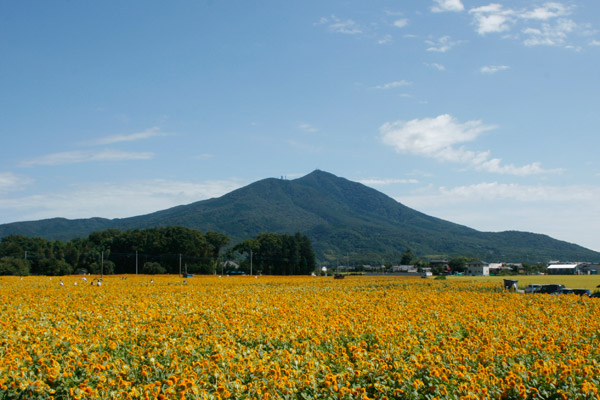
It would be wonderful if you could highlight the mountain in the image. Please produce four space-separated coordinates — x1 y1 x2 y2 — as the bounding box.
1 170 598 262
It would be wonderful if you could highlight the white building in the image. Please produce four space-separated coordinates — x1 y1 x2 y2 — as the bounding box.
547 263 582 275
465 260 490 276
391 265 418 273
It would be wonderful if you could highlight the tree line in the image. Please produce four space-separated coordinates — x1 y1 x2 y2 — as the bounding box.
232 232 316 275
0 227 316 276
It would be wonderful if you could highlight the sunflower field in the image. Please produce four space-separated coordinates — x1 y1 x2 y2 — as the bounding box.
1 275 600 399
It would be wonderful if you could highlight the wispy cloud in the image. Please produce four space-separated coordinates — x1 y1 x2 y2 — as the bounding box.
380 114 558 176
425 35 462 52
317 15 362 35
358 178 419 186
20 149 154 167
84 127 170 146
0 172 33 192
403 182 600 206
374 80 411 90
394 182 600 250
393 18 409 28
480 65 510 74
426 62 446 71
431 0 464 13
523 19 577 47
520 3 572 21
378 34 393 45
468 2 584 48
0 179 244 222
298 123 319 133
469 4 515 35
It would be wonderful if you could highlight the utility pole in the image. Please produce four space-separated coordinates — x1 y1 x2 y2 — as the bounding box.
179 253 182 277
135 250 138 275
24 251 27 260
250 249 253 276
101 251 104 278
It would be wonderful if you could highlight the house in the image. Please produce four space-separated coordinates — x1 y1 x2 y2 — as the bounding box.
391 265 418 273
428 259 451 274
547 263 584 275
488 263 519 275
465 260 490 276
429 259 449 269
583 263 599 275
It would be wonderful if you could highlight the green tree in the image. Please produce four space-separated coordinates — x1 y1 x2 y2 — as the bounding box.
206 231 230 258
0 257 30 276
232 233 316 275
400 249 413 265
37 258 73 276
449 257 470 273
143 262 166 274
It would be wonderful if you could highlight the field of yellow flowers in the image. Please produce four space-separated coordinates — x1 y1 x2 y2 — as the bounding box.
1 275 600 399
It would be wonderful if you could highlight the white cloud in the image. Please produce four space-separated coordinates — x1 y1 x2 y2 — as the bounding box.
480 65 510 74
84 126 169 146
394 182 600 250
298 123 319 133
358 178 419 186
426 62 446 71
0 179 244 222
393 19 408 28
425 36 462 52
523 19 577 46
469 4 515 35
468 2 585 48
381 114 493 157
590 40 600 46
431 0 465 13
475 159 557 175
0 172 33 192
374 80 411 90
520 2 571 20
20 149 154 167
403 182 598 206
380 114 556 176
318 15 362 35
378 34 393 45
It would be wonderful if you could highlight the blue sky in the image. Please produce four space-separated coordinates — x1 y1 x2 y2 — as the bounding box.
2 0 600 253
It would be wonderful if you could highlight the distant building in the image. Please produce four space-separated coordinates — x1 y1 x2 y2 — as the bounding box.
465 260 490 276
429 259 449 268
428 259 451 274
488 263 519 275
391 265 418 273
547 262 598 275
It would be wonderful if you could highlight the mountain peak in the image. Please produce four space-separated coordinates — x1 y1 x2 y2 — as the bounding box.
1 171 598 262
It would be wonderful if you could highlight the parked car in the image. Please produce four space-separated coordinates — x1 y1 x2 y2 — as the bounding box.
590 292 600 298
571 289 592 297
552 288 574 295
552 288 591 296
524 284 542 293
538 284 565 294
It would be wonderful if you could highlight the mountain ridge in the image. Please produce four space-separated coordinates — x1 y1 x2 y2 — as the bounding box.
1 170 598 262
